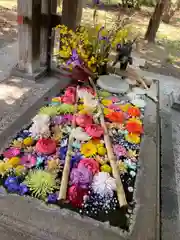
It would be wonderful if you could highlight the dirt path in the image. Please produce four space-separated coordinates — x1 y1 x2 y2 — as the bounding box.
0 5 17 48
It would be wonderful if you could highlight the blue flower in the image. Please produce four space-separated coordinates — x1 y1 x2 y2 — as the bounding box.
59 146 68 160
47 193 57 204
4 176 18 187
19 184 28 196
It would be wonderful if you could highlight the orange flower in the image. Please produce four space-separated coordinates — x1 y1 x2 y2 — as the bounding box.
126 118 143 134
128 106 141 117
106 111 124 123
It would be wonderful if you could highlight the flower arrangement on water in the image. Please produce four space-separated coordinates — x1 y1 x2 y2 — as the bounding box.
55 21 130 76
24 170 58 200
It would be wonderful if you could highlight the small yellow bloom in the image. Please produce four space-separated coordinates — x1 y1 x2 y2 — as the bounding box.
7 157 20 167
81 142 97 157
125 133 141 144
23 137 34 146
118 161 128 173
101 164 112 173
101 99 112 106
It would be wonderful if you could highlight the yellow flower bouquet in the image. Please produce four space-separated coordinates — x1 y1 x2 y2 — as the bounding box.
55 22 130 80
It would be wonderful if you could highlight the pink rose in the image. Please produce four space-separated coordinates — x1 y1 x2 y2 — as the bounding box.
78 158 99 175
75 114 93 128
109 104 120 111
85 124 104 138
35 138 56 155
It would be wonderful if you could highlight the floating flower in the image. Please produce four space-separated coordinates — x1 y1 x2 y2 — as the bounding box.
101 99 112 107
75 114 93 128
35 139 56 155
103 108 112 115
126 118 143 134
127 106 141 117
81 141 97 157
51 97 61 103
21 154 36 168
91 172 116 198
47 193 58 204
78 158 99 175
127 149 138 158
71 127 91 141
19 183 28 196
7 157 20 167
67 185 88 207
118 161 128 173
61 95 75 104
119 103 132 112
11 139 23 148
95 155 108 165
97 146 107 156
113 144 127 157
85 124 104 138
106 111 124 123
109 96 120 103
124 159 137 170
108 104 120 111
14 165 26 176
70 165 93 188
125 133 141 144
100 164 112 173
4 176 19 193
78 104 84 111
23 137 34 146
3 148 20 158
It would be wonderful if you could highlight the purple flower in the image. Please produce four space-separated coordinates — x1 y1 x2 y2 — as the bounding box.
19 184 28 196
7 183 20 193
47 193 58 204
70 165 93 189
67 49 81 67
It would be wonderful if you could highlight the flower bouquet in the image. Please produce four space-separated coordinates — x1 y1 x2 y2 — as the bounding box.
55 21 130 82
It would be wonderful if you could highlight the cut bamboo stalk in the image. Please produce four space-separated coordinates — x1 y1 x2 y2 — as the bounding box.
89 78 128 207
58 86 79 200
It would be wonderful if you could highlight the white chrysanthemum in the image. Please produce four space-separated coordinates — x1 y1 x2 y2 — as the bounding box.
71 127 91 141
29 114 50 138
91 172 116 198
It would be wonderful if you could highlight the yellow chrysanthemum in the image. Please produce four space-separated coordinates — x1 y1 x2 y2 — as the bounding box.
125 133 141 144
81 142 97 157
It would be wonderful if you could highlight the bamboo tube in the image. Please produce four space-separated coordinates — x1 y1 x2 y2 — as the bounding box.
58 86 79 200
89 78 127 207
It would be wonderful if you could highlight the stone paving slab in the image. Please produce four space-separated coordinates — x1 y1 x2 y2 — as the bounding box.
0 75 71 152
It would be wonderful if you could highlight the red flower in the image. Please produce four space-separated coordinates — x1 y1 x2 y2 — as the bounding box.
78 158 99 175
85 124 104 138
127 106 141 117
106 111 124 123
126 121 143 134
35 138 56 155
67 185 88 207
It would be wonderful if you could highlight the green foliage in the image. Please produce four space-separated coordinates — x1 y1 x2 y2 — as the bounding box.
24 170 58 200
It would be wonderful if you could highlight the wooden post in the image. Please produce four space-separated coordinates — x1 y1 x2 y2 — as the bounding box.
61 0 80 30
13 0 47 80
